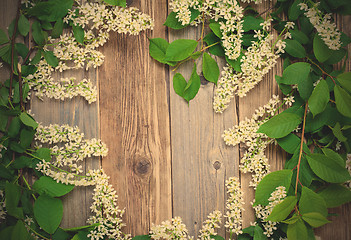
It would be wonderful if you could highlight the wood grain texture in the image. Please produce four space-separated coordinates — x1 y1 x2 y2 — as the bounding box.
99 0 172 235
168 23 239 240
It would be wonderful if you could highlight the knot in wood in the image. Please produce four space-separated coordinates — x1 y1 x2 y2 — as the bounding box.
133 157 152 176
200 75 209 85
213 161 221 170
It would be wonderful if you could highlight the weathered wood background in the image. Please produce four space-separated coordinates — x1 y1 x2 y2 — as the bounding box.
1 0 351 239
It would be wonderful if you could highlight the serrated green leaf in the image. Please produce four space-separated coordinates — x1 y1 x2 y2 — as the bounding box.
332 122 347 142
103 0 126 7
11 220 32 240
10 141 26 153
287 218 308 240
33 176 74 197
255 169 293 206
63 223 100 232
284 39 306 58
209 22 222 38
12 156 32 169
132 235 151 240
334 85 351 118
313 35 333 63
277 133 300 154
72 24 84 44
0 44 11 64
8 117 21 138
52 19 64 38
226 54 243 72
20 128 35 149
290 29 309 44
322 148 345 167
318 184 351 208
203 32 224 56
299 187 328 217
0 29 8 45
15 43 29 60
34 148 52 161
257 112 301 138
32 21 45 46
325 48 346 65
31 49 42 65
242 15 264 32
306 154 351 183
53 228 71 240
202 52 219 84
253 225 267 240
308 80 329 117
34 195 63 234
164 8 200 30
5 182 24 219
20 112 38 129
149 38 169 64
281 62 311 85
266 196 297 222
164 39 198 62
41 21 53 30
210 235 225 240
173 73 187 97
288 0 303 21
0 164 13 180
28 0 74 22
337 72 351 93
43 50 59 67
282 214 300 224
302 212 330 228
183 63 201 102
18 14 30 37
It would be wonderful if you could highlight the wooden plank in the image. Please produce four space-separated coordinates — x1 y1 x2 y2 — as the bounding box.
99 0 172 236
169 22 239 240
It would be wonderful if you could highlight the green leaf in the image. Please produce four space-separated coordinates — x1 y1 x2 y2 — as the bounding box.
20 128 35 149
308 80 329 117
253 225 267 240
34 148 52 162
0 164 13 180
324 48 346 65
302 212 330 228
28 0 74 22
337 72 351 93
0 44 11 64
242 15 264 32
288 0 303 21
51 19 64 38
32 21 45 46
257 112 301 138
226 54 243 72
5 182 24 219
43 50 59 67
164 39 198 62
0 29 9 45
334 85 351 118
0 227 14 240
103 0 126 7
266 196 297 222
41 21 53 30
173 73 187 97
322 148 345 167
203 32 224 57
15 43 29 60
0 114 8 132
20 112 38 129
277 133 300 154
313 35 333 63
12 156 32 169
202 52 219 84
11 220 32 240
306 154 351 183
63 223 100 232
284 39 306 58
164 8 200 30
53 228 71 240
8 117 21 138
18 14 30 37
31 49 42 65
183 63 201 102
282 214 300 224
287 218 308 240
209 22 222 38
132 235 151 240
255 169 293 206
210 236 225 240
149 38 169 64
34 195 63 234
33 176 74 197
72 24 84 44
9 141 26 153
299 187 328 217
318 184 351 208
281 62 311 85
290 29 309 44
332 122 347 142
0 87 9 107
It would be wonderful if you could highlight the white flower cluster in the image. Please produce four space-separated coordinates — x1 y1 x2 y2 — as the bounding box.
169 0 244 60
87 169 129 240
35 124 108 186
252 186 287 237
0 190 6 222
346 154 351 189
213 19 286 113
150 217 190 240
198 210 222 240
26 0 154 103
299 3 341 50
222 95 281 187
0 144 6 159
224 177 244 235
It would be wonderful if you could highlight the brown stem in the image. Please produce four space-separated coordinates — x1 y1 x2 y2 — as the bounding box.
18 64 24 111
8 0 22 101
22 46 34 65
307 57 336 85
295 102 308 195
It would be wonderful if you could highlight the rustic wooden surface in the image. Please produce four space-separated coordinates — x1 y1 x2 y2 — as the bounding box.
1 0 351 239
